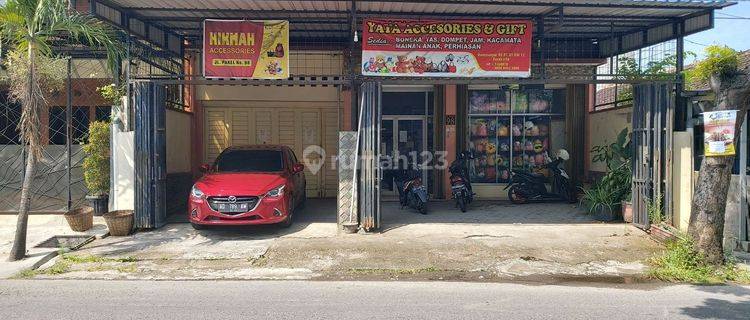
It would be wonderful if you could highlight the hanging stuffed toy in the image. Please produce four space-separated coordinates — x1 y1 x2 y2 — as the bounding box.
529 124 540 136
475 120 488 137
512 123 523 136
524 140 534 151
486 167 496 180
533 139 544 153
500 142 510 152
501 170 510 180
486 142 497 154
535 153 546 166
497 124 509 137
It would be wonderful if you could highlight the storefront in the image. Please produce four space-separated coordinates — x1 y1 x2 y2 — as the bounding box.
82 0 729 230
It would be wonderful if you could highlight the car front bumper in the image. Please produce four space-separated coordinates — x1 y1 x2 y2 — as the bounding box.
188 195 290 226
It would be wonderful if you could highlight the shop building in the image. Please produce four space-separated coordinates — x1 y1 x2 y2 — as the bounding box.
7 1 747 247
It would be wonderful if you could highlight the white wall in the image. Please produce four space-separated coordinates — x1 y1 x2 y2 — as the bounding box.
588 107 632 173
166 110 192 174
111 130 135 211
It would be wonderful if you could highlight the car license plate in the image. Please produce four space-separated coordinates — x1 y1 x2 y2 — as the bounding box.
216 202 248 213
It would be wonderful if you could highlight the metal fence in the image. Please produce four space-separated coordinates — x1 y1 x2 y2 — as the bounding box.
0 58 114 213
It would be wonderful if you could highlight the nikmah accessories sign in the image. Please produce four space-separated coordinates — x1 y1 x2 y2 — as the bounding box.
203 20 289 79
361 19 532 78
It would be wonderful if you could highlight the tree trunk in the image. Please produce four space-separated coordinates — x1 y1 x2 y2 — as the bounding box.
689 72 750 265
8 44 41 261
8 151 36 261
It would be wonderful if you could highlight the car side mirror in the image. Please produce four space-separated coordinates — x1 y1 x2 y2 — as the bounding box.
292 163 305 174
199 164 210 173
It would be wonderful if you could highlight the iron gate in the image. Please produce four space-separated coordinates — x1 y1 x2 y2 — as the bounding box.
631 83 674 229
133 81 167 229
358 82 381 231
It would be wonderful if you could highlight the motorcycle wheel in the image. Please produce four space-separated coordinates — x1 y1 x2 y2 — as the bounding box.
418 202 428 215
508 186 529 204
457 196 467 212
560 183 576 203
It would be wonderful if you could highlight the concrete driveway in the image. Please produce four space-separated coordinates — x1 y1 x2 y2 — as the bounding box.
19 199 664 281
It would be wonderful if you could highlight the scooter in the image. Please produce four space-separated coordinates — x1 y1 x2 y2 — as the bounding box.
449 151 474 212
505 149 575 204
396 165 429 214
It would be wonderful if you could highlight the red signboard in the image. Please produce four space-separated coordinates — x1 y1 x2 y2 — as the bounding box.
361 19 533 78
203 20 289 79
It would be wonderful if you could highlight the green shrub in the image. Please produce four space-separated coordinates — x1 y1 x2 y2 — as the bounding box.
647 194 664 225
82 121 110 196
685 45 740 85
649 235 750 284
584 128 632 212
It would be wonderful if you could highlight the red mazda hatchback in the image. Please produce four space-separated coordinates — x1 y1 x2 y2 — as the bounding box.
188 145 306 229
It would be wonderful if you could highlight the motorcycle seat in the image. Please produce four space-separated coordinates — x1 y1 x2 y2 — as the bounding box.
513 170 546 182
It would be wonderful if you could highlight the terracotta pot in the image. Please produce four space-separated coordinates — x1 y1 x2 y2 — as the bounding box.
621 200 633 223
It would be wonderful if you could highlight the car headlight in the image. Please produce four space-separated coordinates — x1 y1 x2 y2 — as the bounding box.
190 185 204 198
265 185 285 198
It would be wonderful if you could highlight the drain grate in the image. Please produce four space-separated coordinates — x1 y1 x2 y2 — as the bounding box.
34 235 95 250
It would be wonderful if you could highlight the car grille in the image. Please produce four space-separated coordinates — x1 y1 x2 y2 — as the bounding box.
207 196 260 215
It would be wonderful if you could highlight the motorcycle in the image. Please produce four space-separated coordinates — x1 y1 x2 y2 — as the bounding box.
396 165 429 214
449 151 474 212
505 149 575 204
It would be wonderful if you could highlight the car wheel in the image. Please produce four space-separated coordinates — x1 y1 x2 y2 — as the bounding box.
298 190 307 209
191 223 205 230
279 201 294 228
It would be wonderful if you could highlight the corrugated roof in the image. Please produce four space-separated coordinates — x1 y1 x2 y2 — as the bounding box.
97 0 734 57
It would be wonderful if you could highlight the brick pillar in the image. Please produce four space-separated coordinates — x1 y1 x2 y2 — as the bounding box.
443 85 457 199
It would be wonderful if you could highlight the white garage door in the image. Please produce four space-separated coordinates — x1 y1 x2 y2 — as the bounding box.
204 106 339 198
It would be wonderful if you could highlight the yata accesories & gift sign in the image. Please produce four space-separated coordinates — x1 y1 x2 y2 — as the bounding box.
361 19 532 78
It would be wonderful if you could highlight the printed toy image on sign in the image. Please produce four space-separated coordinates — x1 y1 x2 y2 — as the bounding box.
361 19 532 78
203 20 289 79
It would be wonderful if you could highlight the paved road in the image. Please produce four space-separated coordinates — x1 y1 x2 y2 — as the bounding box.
0 280 749 319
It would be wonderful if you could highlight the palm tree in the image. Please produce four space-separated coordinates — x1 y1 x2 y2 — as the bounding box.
0 0 123 261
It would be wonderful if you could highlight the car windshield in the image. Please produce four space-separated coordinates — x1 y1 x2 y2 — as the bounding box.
215 150 284 172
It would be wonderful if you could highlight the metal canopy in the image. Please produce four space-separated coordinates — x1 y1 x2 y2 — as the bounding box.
90 0 732 58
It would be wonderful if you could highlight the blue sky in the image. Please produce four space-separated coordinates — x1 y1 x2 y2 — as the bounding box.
685 1 750 62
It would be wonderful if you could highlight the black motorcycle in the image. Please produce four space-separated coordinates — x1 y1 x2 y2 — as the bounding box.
449 151 474 212
505 149 575 204
396 165 429 214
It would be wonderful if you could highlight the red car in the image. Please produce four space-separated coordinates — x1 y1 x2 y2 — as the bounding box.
188 145 306 229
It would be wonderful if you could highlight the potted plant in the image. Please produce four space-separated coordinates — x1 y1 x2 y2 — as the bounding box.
63 207 94 232
581 183 621 221
83 121 110 215
589 128 633 222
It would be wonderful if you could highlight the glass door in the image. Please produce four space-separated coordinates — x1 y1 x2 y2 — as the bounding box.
381 117 427 197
